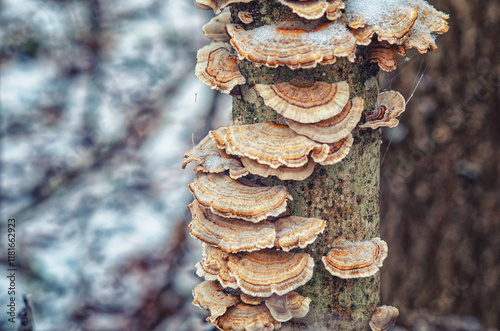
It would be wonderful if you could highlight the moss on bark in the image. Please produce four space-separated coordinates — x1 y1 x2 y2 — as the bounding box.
230 1 381 329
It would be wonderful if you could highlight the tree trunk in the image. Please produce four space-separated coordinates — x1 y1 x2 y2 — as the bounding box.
231 2 382 329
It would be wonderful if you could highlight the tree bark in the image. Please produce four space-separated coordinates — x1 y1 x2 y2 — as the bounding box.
231 1 382 329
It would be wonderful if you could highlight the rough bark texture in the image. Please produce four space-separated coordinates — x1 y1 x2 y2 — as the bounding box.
231 1 382 329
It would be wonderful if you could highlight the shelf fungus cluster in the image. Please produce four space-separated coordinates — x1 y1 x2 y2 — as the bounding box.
186 0 448 329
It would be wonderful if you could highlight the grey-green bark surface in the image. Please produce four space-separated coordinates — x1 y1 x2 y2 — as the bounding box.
231 1 382 329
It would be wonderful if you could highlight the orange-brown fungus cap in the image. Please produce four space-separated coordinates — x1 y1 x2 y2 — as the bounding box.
278 0 329 20
202 12 231 42
227 250 314 297
240 157 316 181
195 42 246 94
322 237 388 278
369 305 399 331
192 280 241 323
345 0 449 53
196 245 240 289
188 172 291 223
238 11 253 24
359 90 406 129
213 122 329 169
366 42 399 72
345 2 418 45
402 0 449 53
274 216 326 251
255 78 350 124
182 134 248 179
326 0 346 21
196 244 229 280
227 20 357 69
188 201 276 253
277 0 345 21
285 97 363 143
194 0 254 14
265 292 311 322
240 293 264 306
318 134 353 166
215 303 281 331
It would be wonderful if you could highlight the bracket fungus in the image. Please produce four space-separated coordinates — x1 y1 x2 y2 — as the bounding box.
318 134 354 166
240 157 317 181
182 134 248 179
189 172 291 222
188 201 276 253
369 305 399 331
322 237 388 279
196 42 246 94
255 78 350 124
194 0 254 14
190 200 326 253
185 0 449 328
360 90 406 129
274 216 326 251
346 3 418 46
227 250 315 297
277 0 345 21
265 292 311 322
196 244 230 281
192 280 241 323
227 20 357 69
215 303 282 331
366 42 401 72
285 97 364 143
237 11 253 24
240 293 264 306
212 122 330 169
345 0 449 54
202 12 231 42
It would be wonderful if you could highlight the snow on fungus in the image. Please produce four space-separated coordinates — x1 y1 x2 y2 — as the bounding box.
202 12 231 42
240 157 316 181
238 11 253 24
285 97 364 143
402 0 449 53
182 134 248 179
255 78 350 124
188 200 277 253
227 250 315 297
345 2 418 45
188 172 291 223
265 292 311 322
227 20 357 69
345 0 449 53
194 0 254 14
274 216 326 251
366 42 400 72
322 237 388 279
192 280 241 323
213 122 330 169
195 42 246 94
359 90 406 129
369 305 400 331
318 134 353 166
215 303 281 331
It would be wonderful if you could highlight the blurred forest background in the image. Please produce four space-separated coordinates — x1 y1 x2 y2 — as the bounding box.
0 0 498 330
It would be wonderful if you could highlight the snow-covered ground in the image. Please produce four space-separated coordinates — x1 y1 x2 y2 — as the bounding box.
1 0 231 329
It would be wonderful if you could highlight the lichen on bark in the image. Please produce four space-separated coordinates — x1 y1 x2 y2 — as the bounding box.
230 1 382 329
